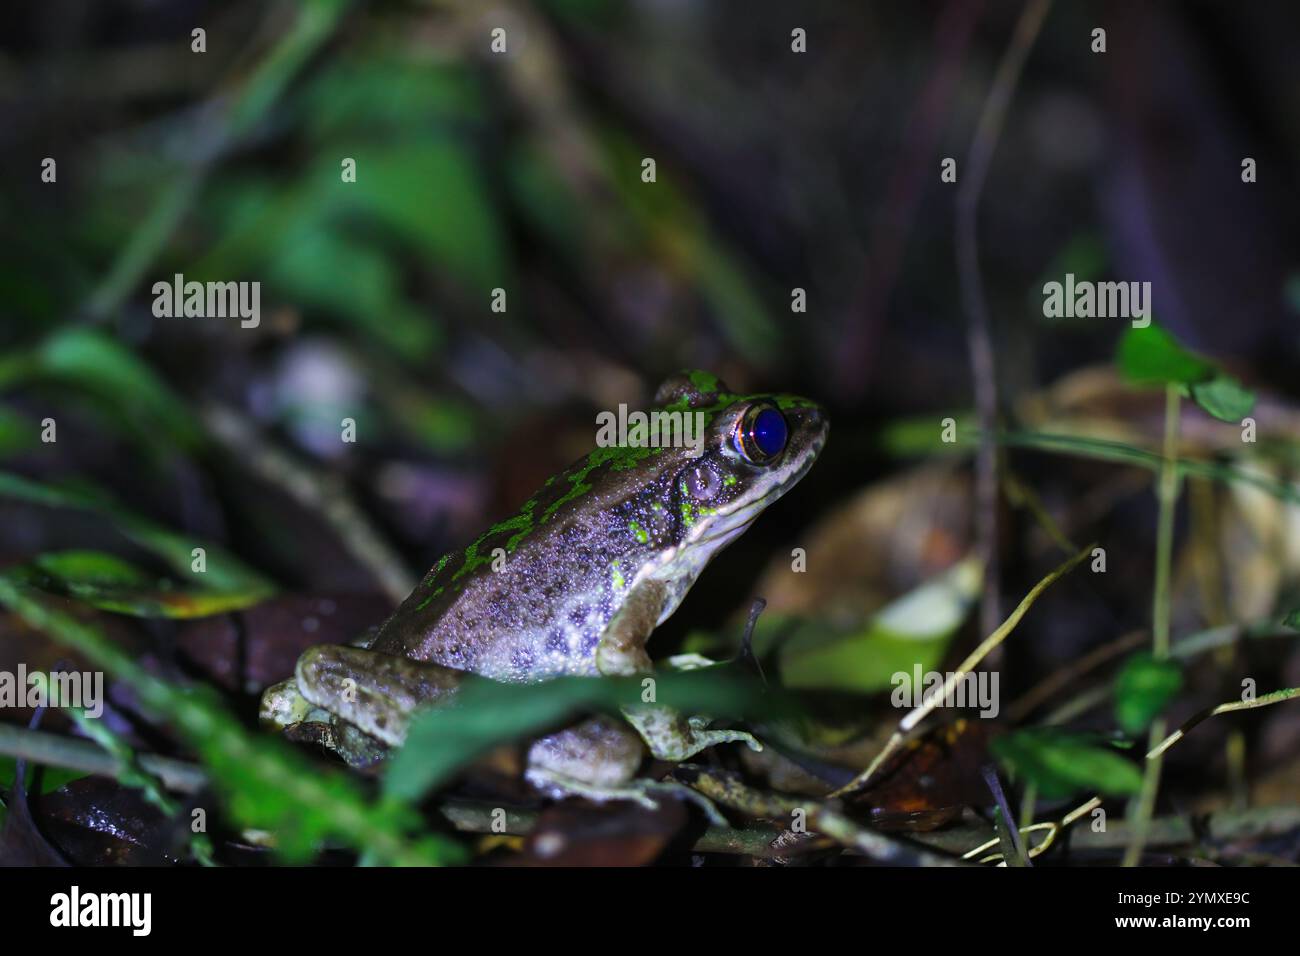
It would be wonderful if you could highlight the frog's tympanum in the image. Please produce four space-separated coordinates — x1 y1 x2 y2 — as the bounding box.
261 371 827 808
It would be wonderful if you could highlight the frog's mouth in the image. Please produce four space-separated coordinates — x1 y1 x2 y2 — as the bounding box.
687 426 827 552
642 424 825 624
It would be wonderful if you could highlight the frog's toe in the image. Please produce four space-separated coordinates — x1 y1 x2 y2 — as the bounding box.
686 716 764 753
523 769 730 826
259 678 314 731
627 705 763 761
699 726 764 753
525 767 659 811
665 652 722 671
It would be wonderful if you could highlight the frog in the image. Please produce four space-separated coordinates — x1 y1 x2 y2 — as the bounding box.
260 370 827 810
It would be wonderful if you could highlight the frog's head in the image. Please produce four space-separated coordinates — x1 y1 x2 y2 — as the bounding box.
616 370 828 603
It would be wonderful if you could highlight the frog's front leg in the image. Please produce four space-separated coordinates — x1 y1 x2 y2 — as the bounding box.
595 578 762 761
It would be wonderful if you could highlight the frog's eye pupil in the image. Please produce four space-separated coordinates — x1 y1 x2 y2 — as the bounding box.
738 405 787 463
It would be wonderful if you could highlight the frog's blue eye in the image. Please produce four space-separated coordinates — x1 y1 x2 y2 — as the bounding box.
737 404 787 463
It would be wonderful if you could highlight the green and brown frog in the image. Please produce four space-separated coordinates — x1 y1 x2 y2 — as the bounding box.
261 371 827 807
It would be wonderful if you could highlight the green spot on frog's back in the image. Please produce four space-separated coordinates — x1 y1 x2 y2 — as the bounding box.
487 510 535 552
541 445 655 523
416 585 445 610
688 369 720 393
453 541 492 581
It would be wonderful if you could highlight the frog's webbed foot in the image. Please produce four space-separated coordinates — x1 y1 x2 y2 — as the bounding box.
622 704 763 762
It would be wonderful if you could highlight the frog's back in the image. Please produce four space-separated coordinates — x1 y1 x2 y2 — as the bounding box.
368 447 663 681
366 373 828 682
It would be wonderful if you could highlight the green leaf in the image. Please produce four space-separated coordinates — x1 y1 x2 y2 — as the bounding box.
0 406 36 457
992 728 1143 799
14 329 203 453
0 471 273 597
1113 653 1183 736
22 550 269 619
1 752 94 833
33 550 152 586
269 228 438 355
384 668 775 803
335 140 509 297
1117 324 1213 386
1189 374 1256 423
876 411 974 457
776 558 982 693
0 757 88 796
300 58 484 141
1282 608 1300 630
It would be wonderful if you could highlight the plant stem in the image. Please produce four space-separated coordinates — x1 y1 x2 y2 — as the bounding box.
1123 384 1181 865
1151 385 1180 659
956 0 1053 642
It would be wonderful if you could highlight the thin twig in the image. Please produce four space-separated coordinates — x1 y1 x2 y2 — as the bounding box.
836 0 985 394
674 765 966 866
956 0 1054 641
1147 686 1300 759
964 795 1101 864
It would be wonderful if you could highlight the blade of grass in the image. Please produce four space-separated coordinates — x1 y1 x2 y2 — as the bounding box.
992 429 1300 505
0 577 462 865
0 470 273 597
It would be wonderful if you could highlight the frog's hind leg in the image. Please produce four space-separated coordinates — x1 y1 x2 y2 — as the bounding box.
293 644 463 747
524 716 728 824
525 716 645 794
